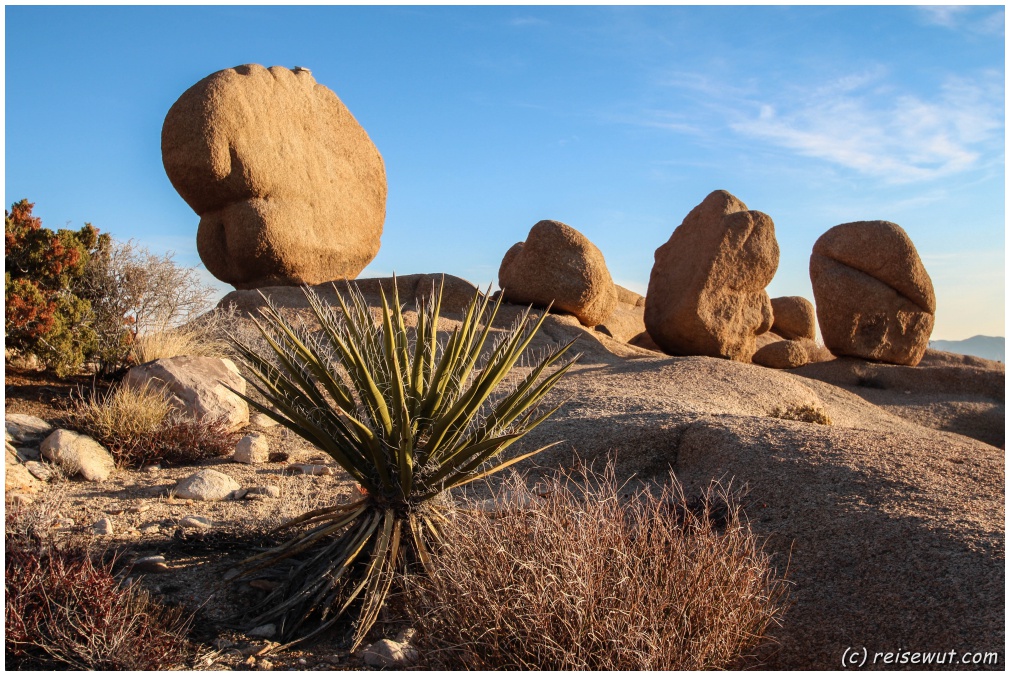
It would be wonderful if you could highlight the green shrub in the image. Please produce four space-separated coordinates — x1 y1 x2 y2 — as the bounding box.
403 465 787 670
5 199 107 376
228 278 579 649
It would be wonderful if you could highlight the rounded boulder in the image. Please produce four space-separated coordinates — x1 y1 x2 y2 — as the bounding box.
162 64 387 289
810 221 935 366
498 220 617 327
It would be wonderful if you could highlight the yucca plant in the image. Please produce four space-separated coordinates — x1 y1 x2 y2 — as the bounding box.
226 278 580 650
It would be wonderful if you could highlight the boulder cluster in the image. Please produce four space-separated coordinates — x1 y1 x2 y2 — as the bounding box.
498 189 934 369
161 65 935 369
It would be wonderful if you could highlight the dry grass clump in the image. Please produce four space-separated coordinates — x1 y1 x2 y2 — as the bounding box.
68 383 237 467
131 304 244 364
770 403 832 425
402 465 787 670
5 505 195 669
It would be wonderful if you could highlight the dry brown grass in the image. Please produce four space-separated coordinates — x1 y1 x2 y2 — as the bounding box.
402 464 787 670
67 382 237 468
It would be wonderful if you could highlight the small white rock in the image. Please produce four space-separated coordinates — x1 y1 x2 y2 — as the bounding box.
93 517 114 535
180 515 213 529
234 433 270 464
40 429 115 481
360 638 417 668
174 469 241 501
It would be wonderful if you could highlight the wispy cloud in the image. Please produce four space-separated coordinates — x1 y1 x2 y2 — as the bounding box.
918 5 1004 35
731 70 1003 183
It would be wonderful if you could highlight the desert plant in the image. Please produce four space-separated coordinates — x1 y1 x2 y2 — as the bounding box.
5 507 195 669
5 199 108 375
770 403 832 425
402 464 787 669
67 382 237 467
226 278 580 650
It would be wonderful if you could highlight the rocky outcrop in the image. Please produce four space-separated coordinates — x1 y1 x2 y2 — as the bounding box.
810 221 935 366
40 429 116 481
125 356 249 431
162 64 386 289
645 190 778 361
770 296 817 341
5 414 54 446
498 220 617 327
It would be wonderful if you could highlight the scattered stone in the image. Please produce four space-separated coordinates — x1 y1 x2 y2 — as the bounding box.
245 485 281 499
645 190 778 361
128 504 151 514
810 220 935 366
359 637 418 668
284 463 334 476
234 433 270 464
162 63 387 289
250 413 278 428
770 296 817 341
140 523 162 534
132 555 170 574
499 219 618 327
93 517 115 536
174 469 242 501
180 515 213 529
40 429 116 481
144 464 161 473
5 413 53 444
247 624 277 639
24 460 52 482
16 447 40 461
125 356 249 431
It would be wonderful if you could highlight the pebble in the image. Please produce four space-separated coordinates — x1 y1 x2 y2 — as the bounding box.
139 523 161 534
180 515 213 529
245 485 281 499
284 463 334 476
93 517 114 535
128 504 151 514
234 433 270 464
133 555 170 574
173 469 241 501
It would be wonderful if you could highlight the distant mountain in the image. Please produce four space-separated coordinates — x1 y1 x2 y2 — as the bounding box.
929 335 1004 362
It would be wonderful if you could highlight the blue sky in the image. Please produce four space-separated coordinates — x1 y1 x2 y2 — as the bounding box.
5 5 1005 340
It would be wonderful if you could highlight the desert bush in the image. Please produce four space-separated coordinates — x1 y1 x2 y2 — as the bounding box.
402 465 787 670
68 383 237 467
5 199 107 376
79 237 217 371
228 279 578 649
5 506 195 669
770 403 832 425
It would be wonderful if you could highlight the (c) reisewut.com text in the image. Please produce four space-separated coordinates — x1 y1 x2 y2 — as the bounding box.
842 647 1001 668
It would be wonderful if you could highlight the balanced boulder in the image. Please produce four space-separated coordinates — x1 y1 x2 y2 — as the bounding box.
125 356 249 431
645 190 778 361
810 221 935 366
498 220 617 327
770 296 817 341
162 64 387 289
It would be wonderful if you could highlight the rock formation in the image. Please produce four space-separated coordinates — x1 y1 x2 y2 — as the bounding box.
498 220 617 327
645 190 778 361
770 296 817 341
810 220 935 366
162 64 386 289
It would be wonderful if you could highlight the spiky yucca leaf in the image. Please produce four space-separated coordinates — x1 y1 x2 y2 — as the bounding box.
227 277 579 651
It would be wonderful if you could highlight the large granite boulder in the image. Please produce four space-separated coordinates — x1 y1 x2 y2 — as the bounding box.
125 356 249 431
498 220 617 327
810 221 935 366
162 64 386 289
645 190 778 361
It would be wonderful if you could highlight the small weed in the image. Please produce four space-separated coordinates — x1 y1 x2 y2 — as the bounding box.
770 403 832 425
